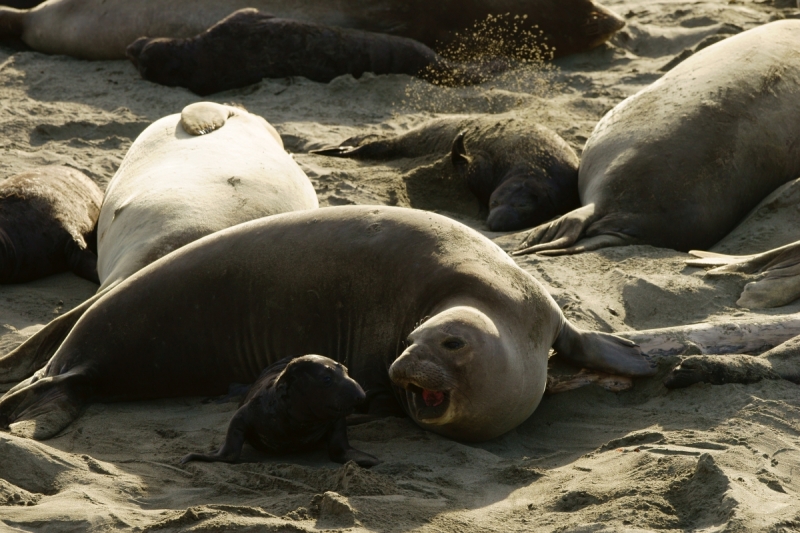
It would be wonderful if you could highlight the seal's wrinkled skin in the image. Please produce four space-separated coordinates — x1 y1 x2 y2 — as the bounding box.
0 206 654 442
0 166 101 284
182 355 380 468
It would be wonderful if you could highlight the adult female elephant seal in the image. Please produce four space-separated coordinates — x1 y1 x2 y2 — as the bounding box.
514 20 800 257
0 165 101 283
0 206 655 441
312 114 580 232
0 102 318 383
0 0 624 60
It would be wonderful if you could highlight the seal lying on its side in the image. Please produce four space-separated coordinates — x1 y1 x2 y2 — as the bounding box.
127 9 489 96
312 115 580 232
0 166 101 284
514 20 800 256
0 206 655 442
0 102 318 384
182 355 380 467
0 0 624 61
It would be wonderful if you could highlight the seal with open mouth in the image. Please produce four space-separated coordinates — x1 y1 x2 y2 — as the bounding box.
0 206 653 442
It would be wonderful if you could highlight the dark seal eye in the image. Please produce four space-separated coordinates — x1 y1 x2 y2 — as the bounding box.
442 338 465 350
322 375 333 386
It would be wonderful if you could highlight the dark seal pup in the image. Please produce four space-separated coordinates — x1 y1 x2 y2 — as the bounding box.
312 115 580 232
0 0 624 60
514 21 800 257
0 206 654 442
0 165 102 283
182 355 379 467
127 9 487 95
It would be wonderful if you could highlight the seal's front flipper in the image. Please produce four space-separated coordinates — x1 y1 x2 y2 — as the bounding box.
536 233 629 257
309 146 361 157
310 136 394 160
0 371 87 440
0 295 101 384
180 102 232 136
327 418 380 468
512 204 600 256
180 406 249 464
545 370 633 394
553 320 657 377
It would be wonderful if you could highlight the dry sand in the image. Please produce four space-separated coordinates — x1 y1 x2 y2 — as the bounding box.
1 0 799 531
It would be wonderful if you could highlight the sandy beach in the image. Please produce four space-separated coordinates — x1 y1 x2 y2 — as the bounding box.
0 0 799 531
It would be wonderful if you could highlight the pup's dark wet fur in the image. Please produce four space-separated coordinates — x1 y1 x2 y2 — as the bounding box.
181 355 380 467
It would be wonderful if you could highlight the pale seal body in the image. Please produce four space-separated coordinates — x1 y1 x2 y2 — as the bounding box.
0 0 624 60
0 165 101 283
515 21 800 256
0 206 653 442
97 102 318 291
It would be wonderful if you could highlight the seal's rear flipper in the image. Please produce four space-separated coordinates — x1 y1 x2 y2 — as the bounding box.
686 250 759 272
0 371 87 440
553 320 657 377
180 102 232 136
0 294 102 384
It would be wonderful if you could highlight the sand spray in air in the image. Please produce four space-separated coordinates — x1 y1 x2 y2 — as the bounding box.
399 13 564 114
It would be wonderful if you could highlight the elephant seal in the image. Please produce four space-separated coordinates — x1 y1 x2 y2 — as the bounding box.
127 9 484 95
0 206 654 442
0 166 101 284
514 20 800 256
0 0 624 60
312 115 580 232
664 335 800 389
0 102 317 384
182 355 380 467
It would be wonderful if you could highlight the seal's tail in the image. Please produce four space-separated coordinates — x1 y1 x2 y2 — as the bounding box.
0 370 88 440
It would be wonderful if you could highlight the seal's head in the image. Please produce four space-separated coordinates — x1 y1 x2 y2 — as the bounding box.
278 355 366 421
126 37 194 91
389 306 546 441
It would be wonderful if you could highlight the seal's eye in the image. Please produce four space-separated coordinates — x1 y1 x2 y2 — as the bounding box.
442 338 465 350
322 375 333 386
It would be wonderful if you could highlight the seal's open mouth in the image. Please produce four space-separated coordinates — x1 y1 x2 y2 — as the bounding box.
406 384 450 420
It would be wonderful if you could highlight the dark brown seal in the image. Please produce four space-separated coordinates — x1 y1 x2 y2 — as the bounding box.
126 9 497 95
312 115 580 232
0 165 102 284
0 206 654 442
514 21 800 257
182 355 380 467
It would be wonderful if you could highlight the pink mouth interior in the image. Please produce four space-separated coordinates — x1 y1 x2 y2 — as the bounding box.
422 389 445 407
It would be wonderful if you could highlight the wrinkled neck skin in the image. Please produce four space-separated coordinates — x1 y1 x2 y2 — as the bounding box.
390 296 548 442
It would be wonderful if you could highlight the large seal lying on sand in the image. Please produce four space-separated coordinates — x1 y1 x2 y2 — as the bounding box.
0 0 624 60
0 102 317 384
127 9 487 95
514 20 800 257
313 115 580 232
0 166 101 283
182 355 380 467
0 206 655 441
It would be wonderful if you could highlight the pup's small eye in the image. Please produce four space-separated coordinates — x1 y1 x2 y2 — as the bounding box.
322 375 333 386
442 338 465 350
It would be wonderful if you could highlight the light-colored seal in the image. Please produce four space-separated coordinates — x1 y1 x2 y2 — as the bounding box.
0 0 624 60
97 101 318 291
312 114 580 232
0 206 654 442
0 102 317 384
514 20 800 256
0 165 101 283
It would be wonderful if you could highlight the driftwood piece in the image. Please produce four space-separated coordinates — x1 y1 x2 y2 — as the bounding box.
622 314 800 357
